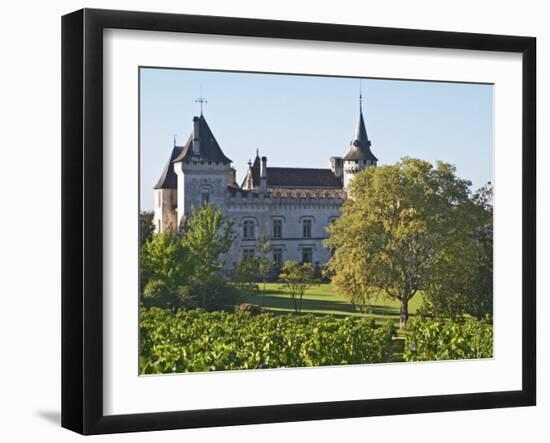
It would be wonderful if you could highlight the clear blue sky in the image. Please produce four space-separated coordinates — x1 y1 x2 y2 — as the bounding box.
140 68 493 211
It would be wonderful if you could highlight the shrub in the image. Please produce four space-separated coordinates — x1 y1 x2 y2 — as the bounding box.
235 303 265 314
403 317 493 362
142 280 180 310
140 308 395 373
188 275 240 312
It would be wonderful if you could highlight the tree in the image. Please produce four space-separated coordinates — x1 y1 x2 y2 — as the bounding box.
325 158 472 330
256 233 274 306
420 183 493 320
181 204 235 308
140 231 190 308
233 257 260 292
139 211 155 246
278 260 315 314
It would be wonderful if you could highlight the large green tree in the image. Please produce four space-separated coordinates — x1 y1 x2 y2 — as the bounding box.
139 211 155 246
421 183 493 320
325 158 473 330
181 203 235 308
140 204 236 310
140 231 190 308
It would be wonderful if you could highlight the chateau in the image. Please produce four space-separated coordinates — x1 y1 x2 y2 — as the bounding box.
153 98 378 271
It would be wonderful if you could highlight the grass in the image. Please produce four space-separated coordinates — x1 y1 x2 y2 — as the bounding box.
238 282 424 328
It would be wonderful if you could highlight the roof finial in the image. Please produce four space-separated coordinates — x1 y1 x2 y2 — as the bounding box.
195 85 207 115
256 148 259 157
359 79 363 112
172 134 177 147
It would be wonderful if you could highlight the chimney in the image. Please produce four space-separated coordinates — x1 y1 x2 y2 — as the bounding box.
228 167 237 186
260 156 268 191
330 156 343 178
192 117 200 155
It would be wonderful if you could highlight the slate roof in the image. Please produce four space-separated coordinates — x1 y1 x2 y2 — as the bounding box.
154 144 184 189
240 156 343 189
172 114 232 164
343 105 378 162
266 167 343 188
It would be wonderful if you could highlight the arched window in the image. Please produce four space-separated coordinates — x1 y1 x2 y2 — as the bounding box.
272 219 283 239
302 218 312 239
272 248 283 269
301 247 313 263
200 187 210 205
243 220 255 240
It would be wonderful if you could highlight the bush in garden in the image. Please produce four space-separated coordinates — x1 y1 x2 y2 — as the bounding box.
403 317 493 362
140 308 396 374
142 279 181 310
235 303 265 314
188 275 240 312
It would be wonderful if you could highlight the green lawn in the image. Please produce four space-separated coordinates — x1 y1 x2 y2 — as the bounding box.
238 283 423 327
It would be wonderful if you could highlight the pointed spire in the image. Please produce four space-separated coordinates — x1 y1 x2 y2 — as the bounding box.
343 88 378 163
352 102 370 147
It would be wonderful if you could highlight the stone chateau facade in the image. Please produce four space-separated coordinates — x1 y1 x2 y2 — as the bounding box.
153 98 378 271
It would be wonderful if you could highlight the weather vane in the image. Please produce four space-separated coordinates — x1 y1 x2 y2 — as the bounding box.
359 79 363 109
196 86 207 115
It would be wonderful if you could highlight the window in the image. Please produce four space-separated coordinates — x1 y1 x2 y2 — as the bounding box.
243 248 255 259
272 219 282 239
301 248 313 264
243 220 255 240
200 188 210 205
302 219 312 238
272 248 283 269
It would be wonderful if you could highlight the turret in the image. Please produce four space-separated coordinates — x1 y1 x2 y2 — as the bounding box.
170 112 233 227
343 93 378 188
152 140 182 233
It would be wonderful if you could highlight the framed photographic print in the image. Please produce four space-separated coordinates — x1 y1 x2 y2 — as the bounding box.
61 8 536 435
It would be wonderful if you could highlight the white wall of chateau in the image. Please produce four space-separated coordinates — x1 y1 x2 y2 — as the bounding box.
166 156 344 267
167 149 345 269
173 161 234 227
224 194 342 268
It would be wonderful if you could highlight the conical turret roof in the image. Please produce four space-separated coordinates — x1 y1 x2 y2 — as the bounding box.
343 100 378 162
172 114 232 164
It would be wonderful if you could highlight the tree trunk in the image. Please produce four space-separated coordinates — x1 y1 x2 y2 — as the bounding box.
399 297 409 330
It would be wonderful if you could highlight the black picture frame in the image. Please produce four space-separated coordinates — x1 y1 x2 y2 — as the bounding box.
61 8 536 435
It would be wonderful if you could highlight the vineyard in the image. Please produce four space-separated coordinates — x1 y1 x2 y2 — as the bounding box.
403 317 493 361
140 308 396 373
140 307 493 373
